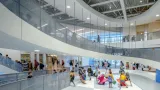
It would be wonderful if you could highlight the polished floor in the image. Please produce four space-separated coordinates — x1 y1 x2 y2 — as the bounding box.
62 69 160 90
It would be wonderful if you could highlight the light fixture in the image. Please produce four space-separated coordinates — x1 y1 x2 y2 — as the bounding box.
87 17 90 20
66 27 68 28
76 28 84 32
140 0 142 3
34 50 40 52
156 14 160 17
109 6 111 9
67 5 71 9
105 23 107 26
37 23 48 29
130 23 134 26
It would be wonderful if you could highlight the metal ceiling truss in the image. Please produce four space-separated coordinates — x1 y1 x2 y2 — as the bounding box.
83 0 157 19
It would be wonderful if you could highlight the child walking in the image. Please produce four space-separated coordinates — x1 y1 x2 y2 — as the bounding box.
70 70 75 86
108 71 114 88
120 72 128 88
87 66 93 80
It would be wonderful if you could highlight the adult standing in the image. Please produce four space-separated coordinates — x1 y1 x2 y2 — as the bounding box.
39 61 44 70
34 60 39 70
120 61 124 67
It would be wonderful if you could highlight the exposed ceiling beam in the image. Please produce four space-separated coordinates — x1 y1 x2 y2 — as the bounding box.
50 12 65 17
40 4 50 8
102 9 122 14
119 0 127 21
90 0 118 7
117 13 140 18
59 18 75 22
102 2 155 14
127 2 154 9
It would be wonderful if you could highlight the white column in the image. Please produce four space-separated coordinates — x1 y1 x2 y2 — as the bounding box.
36 52 39 62
30 52 35 65
43 54 47 65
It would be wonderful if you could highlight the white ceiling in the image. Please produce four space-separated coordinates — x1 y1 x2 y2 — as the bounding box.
44 0 160 27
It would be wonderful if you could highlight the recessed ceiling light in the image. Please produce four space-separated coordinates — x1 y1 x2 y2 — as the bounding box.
87 17 90 20
105 23 107 25
66 27 68 28
109 6 111 9
140 0 142 3
67 6 71 9
156 14 159 17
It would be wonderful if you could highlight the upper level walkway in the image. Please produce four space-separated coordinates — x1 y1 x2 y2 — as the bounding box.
0 0 160 70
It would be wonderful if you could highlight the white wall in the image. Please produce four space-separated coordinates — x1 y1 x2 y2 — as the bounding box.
123 25 136 36
0 48 21 60
0 3 160 70
0 65 18 74
82 57 90 66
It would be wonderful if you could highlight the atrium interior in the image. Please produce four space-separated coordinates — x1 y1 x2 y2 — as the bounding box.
0 0 160 90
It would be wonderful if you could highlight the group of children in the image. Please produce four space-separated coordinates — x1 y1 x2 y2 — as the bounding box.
95 66 131 88
70 65 131 88
95 67 115 88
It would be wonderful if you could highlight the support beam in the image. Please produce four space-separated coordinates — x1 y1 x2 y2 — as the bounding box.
117 13 140 18
50 12 65 17
127 2 154 9
90 0 118 7
102 2 154 14
40 4 50 8
59 18 75 22
120 0 127 21
102 9 122 14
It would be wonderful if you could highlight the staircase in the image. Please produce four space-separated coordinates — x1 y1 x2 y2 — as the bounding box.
0 54 22 72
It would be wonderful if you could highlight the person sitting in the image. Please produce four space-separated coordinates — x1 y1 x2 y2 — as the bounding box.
97 73 107 85
27 71 33 78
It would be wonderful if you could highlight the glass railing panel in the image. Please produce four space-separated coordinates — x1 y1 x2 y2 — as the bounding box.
20 5 41 30
0 55 22 72
1 0 20 17
0 72 70 90
2 0 160 63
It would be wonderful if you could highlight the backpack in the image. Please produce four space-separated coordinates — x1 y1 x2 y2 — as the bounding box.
88 68 91 73
102 62 104 66
108 63 111 67
108 76 112 82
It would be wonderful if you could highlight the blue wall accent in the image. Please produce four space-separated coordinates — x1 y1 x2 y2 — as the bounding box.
156 69 160 83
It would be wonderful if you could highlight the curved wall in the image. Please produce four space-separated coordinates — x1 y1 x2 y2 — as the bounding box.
0 3 160 69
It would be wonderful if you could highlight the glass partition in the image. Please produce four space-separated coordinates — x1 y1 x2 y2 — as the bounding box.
1 0 160 63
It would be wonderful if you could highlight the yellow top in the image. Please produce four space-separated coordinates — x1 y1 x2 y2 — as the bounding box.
120 74 126 81
108 74 114 79
70 72 74 77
